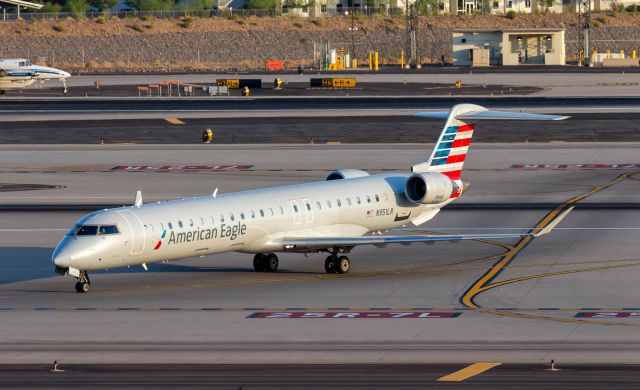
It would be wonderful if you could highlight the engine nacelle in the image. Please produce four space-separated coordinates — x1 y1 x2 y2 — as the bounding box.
326 169 370 181
404 172 456 205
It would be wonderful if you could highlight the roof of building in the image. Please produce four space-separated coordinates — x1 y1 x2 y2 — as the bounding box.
0 0 43 9
453 28 565 33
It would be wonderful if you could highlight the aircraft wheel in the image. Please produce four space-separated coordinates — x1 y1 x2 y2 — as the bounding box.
253 253 265 272
264 253 279 272
0 90 5 96
62 88 69 95
336 256 350 274
325 255 337 274
75 281 90 293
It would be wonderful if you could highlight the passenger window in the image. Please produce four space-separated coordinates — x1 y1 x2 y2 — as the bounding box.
76 225 98 236
160 223 164 230
356 196 361 205
168 222 174 230
189 218 194 227
346 198 352 206
293 205 298 213
178 220 183 228
375 194 380 202
269 208 274 216
99 225 119 235
383 193 389 201
230 213 235 221
366 195 371 203
260 209 265 217
327 200 332 209
336 199 342 207
211 216 215 224
306 203 311 211
251 210 255 219
200 217 204 225
316 201 322 210
220 214 224 223
279 207 284 215
240 212 245 220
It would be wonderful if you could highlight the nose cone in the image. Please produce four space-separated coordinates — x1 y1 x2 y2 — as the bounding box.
60 70 71 78
52 238 72 268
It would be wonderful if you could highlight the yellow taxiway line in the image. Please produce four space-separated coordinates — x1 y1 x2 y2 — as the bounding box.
438 362 502 382
165 118 185 125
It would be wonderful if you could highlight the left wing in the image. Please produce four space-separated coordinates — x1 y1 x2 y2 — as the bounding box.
280 207 572 250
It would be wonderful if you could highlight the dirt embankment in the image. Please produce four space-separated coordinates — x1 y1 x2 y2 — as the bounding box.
1 13 640 71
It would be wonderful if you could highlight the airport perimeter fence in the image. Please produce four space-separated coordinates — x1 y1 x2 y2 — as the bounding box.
0 7 403 22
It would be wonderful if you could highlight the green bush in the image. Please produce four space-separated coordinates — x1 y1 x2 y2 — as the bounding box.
310 19 322 26
293 21 303 27
64 0 90 19
246 0 275 8
52 23 66 31
38 2 63 13
89 0 117 12
506 10 516 19
125 0 174 11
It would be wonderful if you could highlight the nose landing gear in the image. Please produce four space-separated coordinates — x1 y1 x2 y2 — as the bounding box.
74 271 91 293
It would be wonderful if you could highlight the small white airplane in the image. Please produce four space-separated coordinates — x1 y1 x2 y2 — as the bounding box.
0 58 71 95
52 104 572 293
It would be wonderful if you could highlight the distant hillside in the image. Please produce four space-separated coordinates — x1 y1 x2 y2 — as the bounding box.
1 14 640 71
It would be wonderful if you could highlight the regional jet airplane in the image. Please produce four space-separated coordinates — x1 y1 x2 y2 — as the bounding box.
0 58 71 95
52 104 572 293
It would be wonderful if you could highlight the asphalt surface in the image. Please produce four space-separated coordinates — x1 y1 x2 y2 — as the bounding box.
2 363 640 389
4 96 640 112
3 112 640 143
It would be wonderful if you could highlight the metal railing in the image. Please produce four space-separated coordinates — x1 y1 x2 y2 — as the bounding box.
0 6 404 22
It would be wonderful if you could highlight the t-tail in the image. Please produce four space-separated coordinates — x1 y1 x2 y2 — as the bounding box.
412 104 569 199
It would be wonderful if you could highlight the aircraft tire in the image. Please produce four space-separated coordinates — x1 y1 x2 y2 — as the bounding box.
75 281 90 293
336 256 350 274
325 256 337 274
253 253 265 272
265 253 279 272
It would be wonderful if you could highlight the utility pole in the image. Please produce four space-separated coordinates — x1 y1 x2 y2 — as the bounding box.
577 0 591 66
405 0 419 68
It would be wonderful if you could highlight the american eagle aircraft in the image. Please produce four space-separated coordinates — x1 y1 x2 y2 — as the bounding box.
52 104 571 293
0 58 71 95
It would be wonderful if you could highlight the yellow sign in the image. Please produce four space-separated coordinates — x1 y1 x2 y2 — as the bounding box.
320 78 356 88
216 79 240 88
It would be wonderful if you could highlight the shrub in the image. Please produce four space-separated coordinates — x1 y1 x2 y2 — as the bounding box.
180 16 193 28
247 0 275 8
311 19 322 26
95 16 106 23
38 2 63 13
52 23 66 32
129 23 144 31
293 21 303 27
506 10 516 19
64 0 90 19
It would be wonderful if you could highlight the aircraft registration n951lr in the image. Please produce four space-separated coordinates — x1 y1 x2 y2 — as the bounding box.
52 104 572 293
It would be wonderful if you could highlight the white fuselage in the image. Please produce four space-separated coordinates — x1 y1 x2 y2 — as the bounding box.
0 58 70 90
52 173 446 271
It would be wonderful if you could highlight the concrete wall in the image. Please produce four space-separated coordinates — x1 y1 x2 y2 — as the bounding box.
452 31 502 66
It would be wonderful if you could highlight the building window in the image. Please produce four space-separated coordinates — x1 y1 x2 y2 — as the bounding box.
525 0 530 6
492 0 498 8
508 0 513 7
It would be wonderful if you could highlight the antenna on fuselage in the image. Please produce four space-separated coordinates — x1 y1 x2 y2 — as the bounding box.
134 190 143 208
213 188 218 198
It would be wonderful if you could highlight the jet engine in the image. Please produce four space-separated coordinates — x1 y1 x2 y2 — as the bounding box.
404 172 456 205
326 169 370 181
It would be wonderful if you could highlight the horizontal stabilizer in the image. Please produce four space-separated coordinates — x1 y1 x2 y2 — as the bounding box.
415 110 569 121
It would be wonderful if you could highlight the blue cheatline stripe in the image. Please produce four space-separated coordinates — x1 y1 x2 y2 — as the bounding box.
442 134 456 141
437 141 454 150
434 150 450 158
431 157 448 166
444 126 458 134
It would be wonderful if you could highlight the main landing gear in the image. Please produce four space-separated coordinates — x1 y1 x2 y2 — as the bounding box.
74 271 91 293
325 255 350 274
253 253 279 272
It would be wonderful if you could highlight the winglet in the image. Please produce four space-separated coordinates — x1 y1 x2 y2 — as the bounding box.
213 188 218 198
134 190 143 208
535 206 574 237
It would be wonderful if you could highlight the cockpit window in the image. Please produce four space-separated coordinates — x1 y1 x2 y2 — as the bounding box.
75 225 98 236
99 225 119 235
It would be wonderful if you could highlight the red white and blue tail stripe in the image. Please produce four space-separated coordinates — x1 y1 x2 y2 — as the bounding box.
412 104 570 199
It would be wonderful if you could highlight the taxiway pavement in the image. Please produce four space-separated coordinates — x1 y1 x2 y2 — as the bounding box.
0 144 639 365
